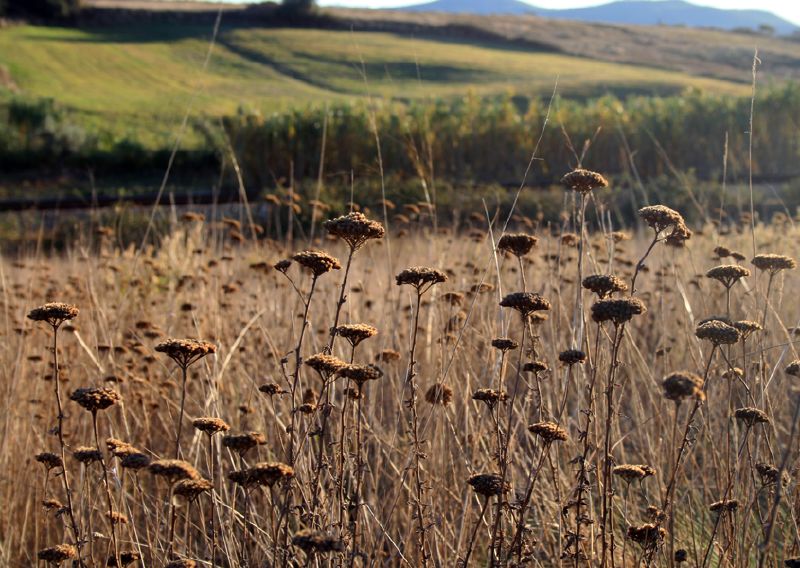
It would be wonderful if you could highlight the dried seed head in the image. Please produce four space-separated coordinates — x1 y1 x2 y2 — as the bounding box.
35 452 63 470
120 452 151 470
582 274 628 298
706 265 750 288
424 383 453 406
148 459 200 482
155 338 216 368
395 267 448 289
612 465 647 483
27 303 79 327
70 387 120 412
558 350 586 366
490 338 518 351
165 561 196 568
662 371 704 402
665 222 692 247
467 473 509 497
695 320 740 345
323 212 385 250
626 524 665 549
292 529 345 554
638 205 685 233
786 360 800 377
528 421 568 443
497 233 538 257
709 499 739 514
106 438 138 458
377 349 401 363
248 462 295 487
523 360 549 373
73 446 103 465
752 253 796 274
304 354 348 376
106 551 140 566
338 364 383 385
259 382 285 396
561 169 609 193
335 324 378 347
675 549 688 563
755 462 790 486
173 478 213 501
274 259 292 273
732 320 762 341
292 250 342 276
38 544 77 564
734 407 770 427
472 388 508 408
192 417 230 436
591 297 646 325
499 292 551 316
222 432 266 454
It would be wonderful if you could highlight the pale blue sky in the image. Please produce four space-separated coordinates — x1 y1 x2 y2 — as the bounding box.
211 0 800 25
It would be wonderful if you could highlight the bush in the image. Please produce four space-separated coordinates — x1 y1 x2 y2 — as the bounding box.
5 0 81 21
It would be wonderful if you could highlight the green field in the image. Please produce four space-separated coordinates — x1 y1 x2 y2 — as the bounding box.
0 23 750 147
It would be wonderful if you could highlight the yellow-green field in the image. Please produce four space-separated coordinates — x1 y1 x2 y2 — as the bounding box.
0 24 750 146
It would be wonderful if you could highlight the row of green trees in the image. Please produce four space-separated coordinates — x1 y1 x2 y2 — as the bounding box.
0 0 81 20
222 84 800 190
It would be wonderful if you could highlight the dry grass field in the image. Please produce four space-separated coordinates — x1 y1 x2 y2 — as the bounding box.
2 176 800 567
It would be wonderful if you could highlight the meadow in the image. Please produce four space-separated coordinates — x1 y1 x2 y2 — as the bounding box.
2 176 800 566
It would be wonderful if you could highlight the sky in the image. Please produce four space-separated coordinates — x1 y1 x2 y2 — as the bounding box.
213 0 800 25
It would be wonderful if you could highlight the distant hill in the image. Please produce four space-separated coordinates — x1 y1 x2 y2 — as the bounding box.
404 0 798 35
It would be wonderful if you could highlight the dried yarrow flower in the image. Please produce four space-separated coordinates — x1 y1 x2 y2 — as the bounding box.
248 462 295 487
786 360 800 377
38 544 77 564
626 523 665 549
665 222 692 247
591 297 646 325
27 303 79 327
120 453 151 470
755 462 790 486
662 371 704 402
612 464 647 483
582 274 628 298
491 338 518 351
35 452 63 470
706 265 750 288
73 446 103 465
274 259 292 273
192 417 230 436
173 478 213 501
259 382 285 396
472 388 508 408
559 350 586 366
467 473 509 497
106 438 137 458
497 233 538 257
732 320 762 341
695 320 740 345
338 364 383 386
335 323 378 347
292 250 341 276
734 407 770 427
304 353 348 376
709 499 739 514
395 267 448 289
752 253 796 274
155 338 216 368
70 386 120 412
638 205 685 234
424 383 453 406
528 421 568 443
499 292 551 316
106 551 140 567
523 360 549 373
561 169 609 193
292 529 345 554
323 212 385 250
148 459 200 482
222 432 266 454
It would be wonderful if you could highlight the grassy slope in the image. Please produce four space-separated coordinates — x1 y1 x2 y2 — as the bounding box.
0 23 749 147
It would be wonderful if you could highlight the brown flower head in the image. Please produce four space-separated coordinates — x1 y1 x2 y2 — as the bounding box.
335 323 378 347
292 250 341 276
497 233 538 257
323 212 385 250
467 473 509 497
173 478 213 501
395 267 448 290
638 205 685 234
292 529 345 554
38 544 77 564
120 452 151 470
35 452 63 470
528 421 568 443
472 388 508 409
248 462 295 487
499 292 551 316
106 551 141 566
561 169 609 193
786 360 800 377
695 320 740 345
70 387 120 412
73 446 103 465
582 274 628 298
755 462 790 486
491 338 518 351
192 417 230 436
338 364 383 386
734 407 770 427
662 371 704 402
155 338 216 369
709 499 739 514
559 350 586 366
27 303 79 328
222 431 266 455
304 353 348 376
148 459 200 483
733 320 762 341
591 297 646 325
626 524 665 549
752 253 796 274
613 464 647 483
706 265 750 288
424 383 453 406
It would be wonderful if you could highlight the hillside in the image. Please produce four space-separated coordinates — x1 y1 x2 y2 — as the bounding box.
0 21 753 147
